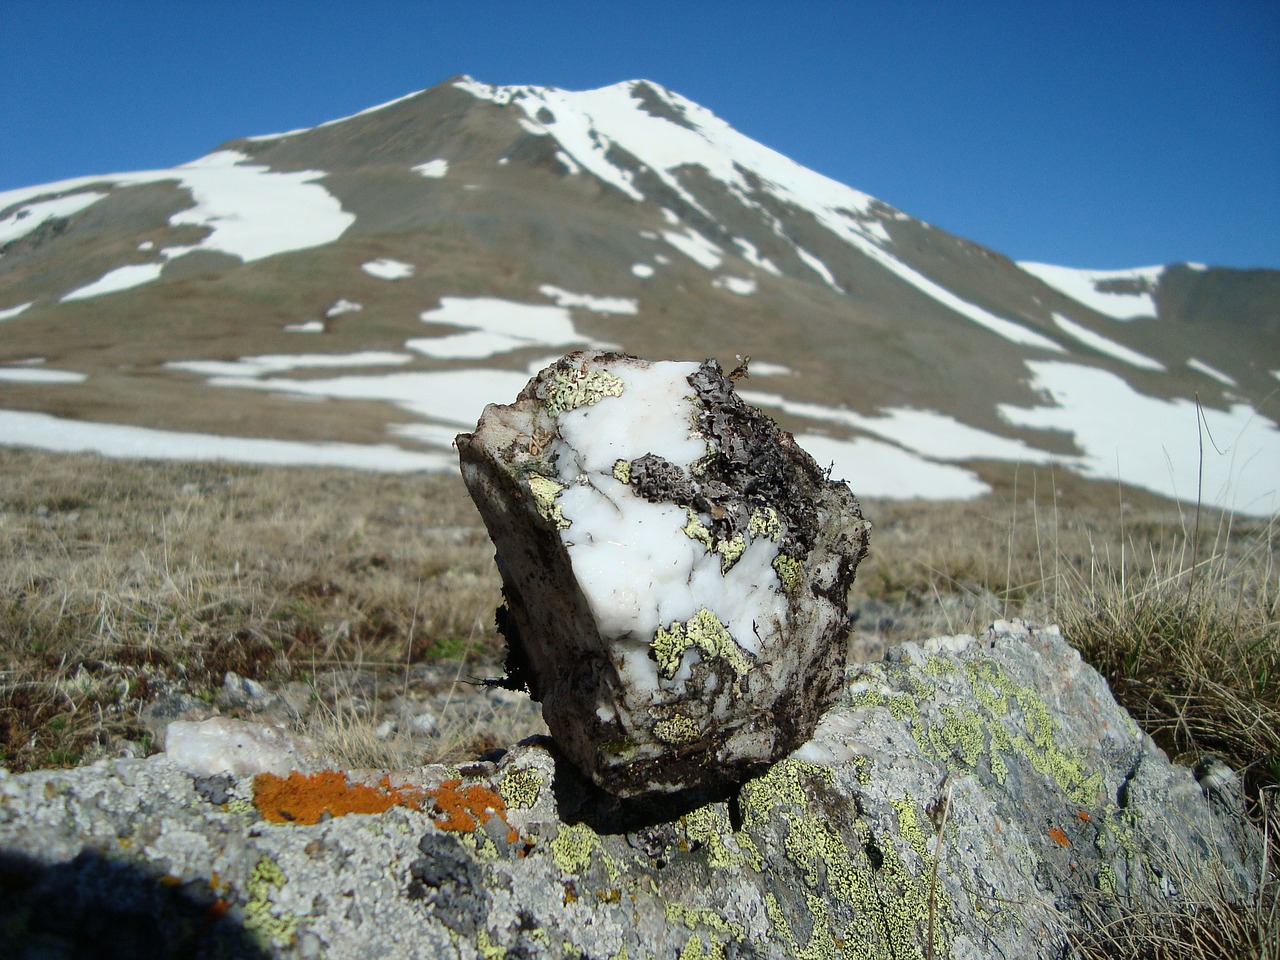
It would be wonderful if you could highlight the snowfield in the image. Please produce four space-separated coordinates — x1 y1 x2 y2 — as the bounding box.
1019 262 1161 320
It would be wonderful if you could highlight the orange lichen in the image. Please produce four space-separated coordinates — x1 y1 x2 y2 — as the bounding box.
253 770 427 825
1076 810 1091 823
431 778 515 840
1047 825 1072 848
251 770 525 846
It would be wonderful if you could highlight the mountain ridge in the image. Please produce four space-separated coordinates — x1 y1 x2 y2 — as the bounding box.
1 76 1277 515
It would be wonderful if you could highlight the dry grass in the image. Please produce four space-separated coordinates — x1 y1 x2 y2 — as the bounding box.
0 447 503 771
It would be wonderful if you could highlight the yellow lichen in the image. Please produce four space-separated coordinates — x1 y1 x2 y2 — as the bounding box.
498 767 543 809
243 856 297 949
541 366 625 417
744 760 951 959
682 509 715 550
682 805 760 871
652 607 752 680
612 458 632 484
527 474 570 530
748 506 782 541
653 714 700 744
551 821 622 884
716 533 746 572
772 553 803 593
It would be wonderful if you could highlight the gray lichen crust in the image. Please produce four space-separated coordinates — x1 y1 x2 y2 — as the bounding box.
456 351 870 797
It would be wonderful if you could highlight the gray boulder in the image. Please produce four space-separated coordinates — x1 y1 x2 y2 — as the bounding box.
456 351 870 797
0 621 1261 960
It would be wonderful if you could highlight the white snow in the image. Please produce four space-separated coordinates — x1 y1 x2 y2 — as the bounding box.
740 390 1054 465
284 320 325 333
455 78 885 241
999 361 1280 517
555 151 581 175
743 361 791 377
3 153 354 301
62 263 164 300
198 369 531 430
413 158 449 178
796 433 991 500
167 352 412 378
0 409 451 470
538 283 639 315
662 226 723 269
407 331 535 359
0 302 32 321
362 258 414 279
631 263 655 279
794 247 844 293
0 367 86 384
325 298 363 317
1052 313 1165 371
1187 358 1237 388
448 79 1110 346
733 237 781 276
0 191 106 247
1019 262 1161 320
713 275 757 296
410 295 613 358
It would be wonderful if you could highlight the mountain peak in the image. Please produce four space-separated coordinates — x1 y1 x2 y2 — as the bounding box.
0 76 1276 515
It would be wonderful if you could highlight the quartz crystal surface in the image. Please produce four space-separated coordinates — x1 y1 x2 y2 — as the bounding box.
457 351 869 796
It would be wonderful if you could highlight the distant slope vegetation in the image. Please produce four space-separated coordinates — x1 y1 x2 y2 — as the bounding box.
1 76 1277 515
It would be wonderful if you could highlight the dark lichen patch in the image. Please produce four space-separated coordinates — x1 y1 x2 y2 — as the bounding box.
406 832 490 936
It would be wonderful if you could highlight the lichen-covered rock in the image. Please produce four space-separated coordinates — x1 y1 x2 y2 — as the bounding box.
455 351 870 796
0 622 1262 960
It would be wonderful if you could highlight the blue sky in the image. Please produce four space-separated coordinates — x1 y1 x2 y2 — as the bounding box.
2 1 1277 270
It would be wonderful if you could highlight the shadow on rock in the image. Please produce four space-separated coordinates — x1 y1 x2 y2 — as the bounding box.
0 847 269 960
541 736 737 834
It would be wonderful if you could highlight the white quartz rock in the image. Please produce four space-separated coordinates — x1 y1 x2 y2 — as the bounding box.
163 717 320 778
457 351 869 797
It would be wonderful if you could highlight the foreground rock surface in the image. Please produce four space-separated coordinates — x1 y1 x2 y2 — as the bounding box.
456 351 870 797
0 622 1261 960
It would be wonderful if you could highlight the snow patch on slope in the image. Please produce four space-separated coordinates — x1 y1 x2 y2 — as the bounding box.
0 191 107 247
167 352 412 378
0 410 449 471
0 367 86 384
1000 361 1280 517
662 225 723 269
414 158 449 178
538 284 638 315
713 275 757 296
63 263 165 300
1051 313 1165 371
4 151 354 300
1187 358 1236 388
740 391 1053 465
409 296 615 359
1020 262 1161 320
362 258 414 279
796 433 991 500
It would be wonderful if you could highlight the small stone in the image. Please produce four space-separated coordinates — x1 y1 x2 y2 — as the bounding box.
220 670 278 711
456 351 869 796
163 717 320 777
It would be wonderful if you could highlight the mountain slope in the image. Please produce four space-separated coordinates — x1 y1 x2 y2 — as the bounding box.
1 76 1277 515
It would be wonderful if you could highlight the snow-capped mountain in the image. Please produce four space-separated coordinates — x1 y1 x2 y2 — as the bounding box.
1 77 1278 515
